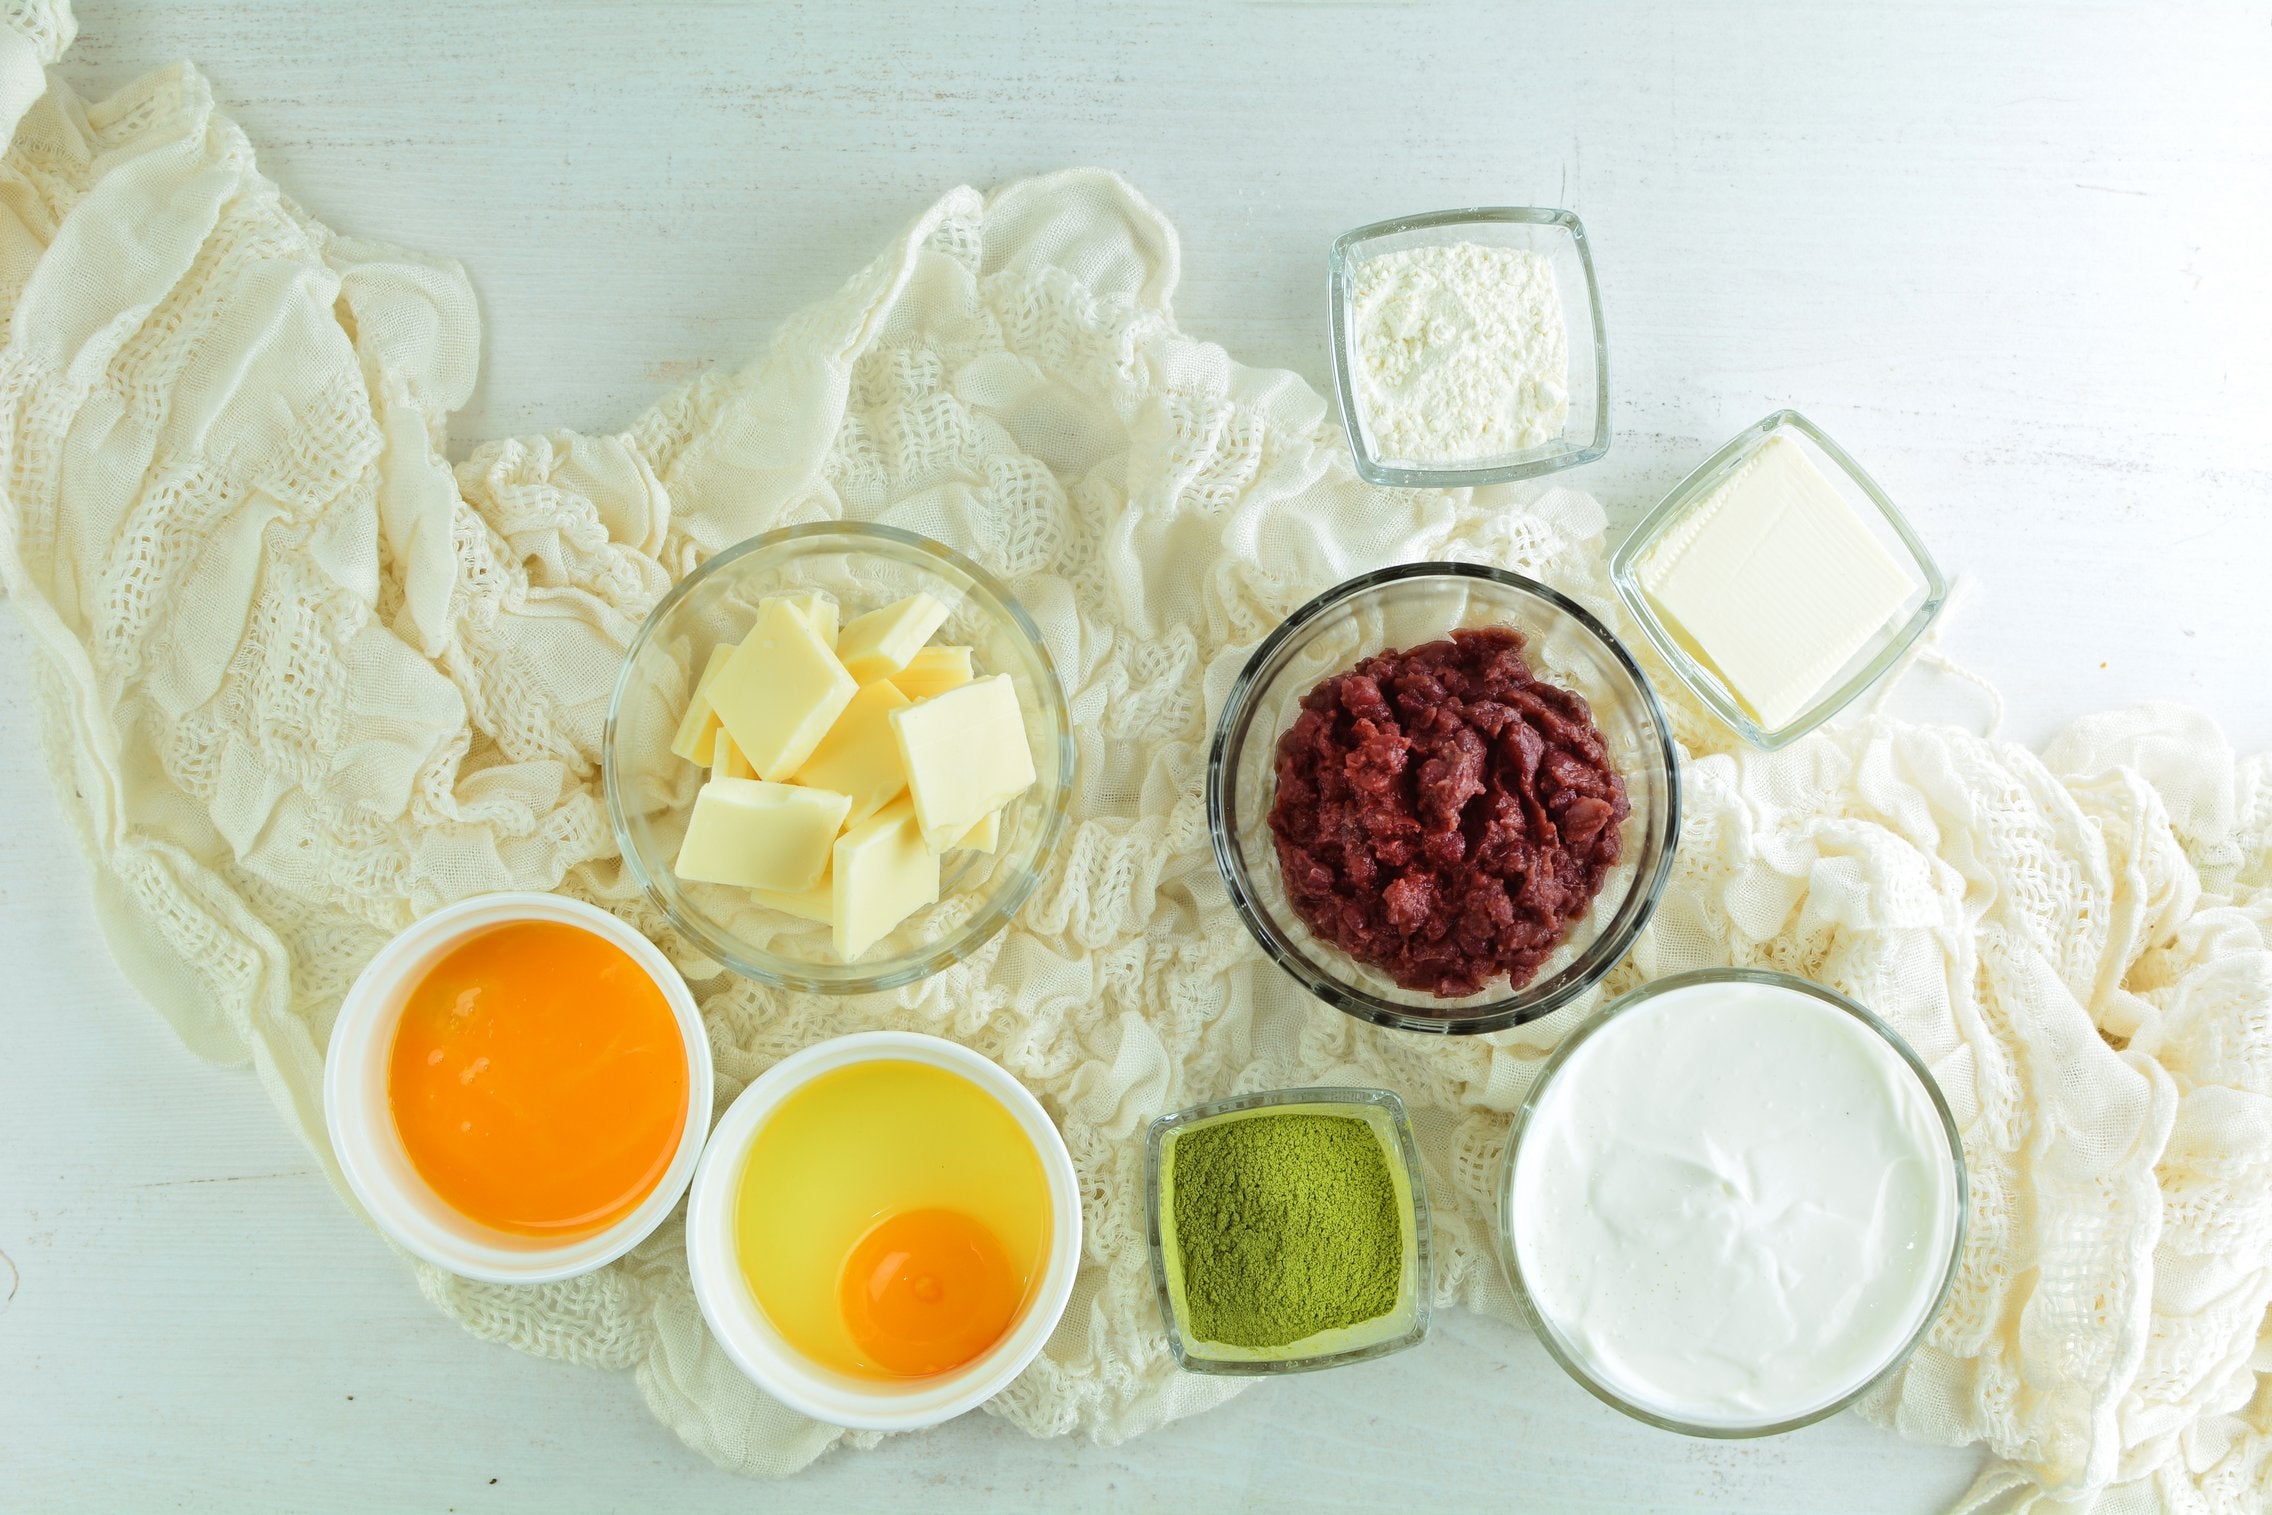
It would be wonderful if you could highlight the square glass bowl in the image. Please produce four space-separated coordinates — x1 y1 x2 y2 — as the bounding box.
1145 1087 1432 1375
1609 410 1948 750
1329 207 1609 487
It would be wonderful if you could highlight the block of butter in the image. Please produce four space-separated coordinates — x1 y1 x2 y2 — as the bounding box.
791 678 910 827
1638 432 1918 730
708 598 859 781
889 644 974 702
836 592 953 683
668 644 735 765
832 797 940 959
890 674 1036 852
674 777 851 893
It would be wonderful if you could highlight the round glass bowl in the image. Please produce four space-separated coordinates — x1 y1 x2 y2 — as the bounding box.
1207 564 1679 1035
604 523 1074 993
1146 1086 1431 1375
324 892 713 1284
684 1031 1083 1430
1496 969 1967 1437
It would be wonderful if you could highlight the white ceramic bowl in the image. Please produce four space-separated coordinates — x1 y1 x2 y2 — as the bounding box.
324 892 713 1284
685 1031 1082 1430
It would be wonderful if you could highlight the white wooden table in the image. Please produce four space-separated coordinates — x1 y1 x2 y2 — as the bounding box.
3 4 2266 1510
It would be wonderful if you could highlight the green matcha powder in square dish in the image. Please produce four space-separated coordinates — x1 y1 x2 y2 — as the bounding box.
1168 1112 1403 1348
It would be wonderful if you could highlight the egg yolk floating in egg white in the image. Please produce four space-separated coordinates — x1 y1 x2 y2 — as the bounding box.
735 1060 1050 1379
387 920 690 1236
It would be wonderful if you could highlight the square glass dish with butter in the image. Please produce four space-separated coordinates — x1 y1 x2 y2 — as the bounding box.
1328 208 1610 488
1609 411 1947 750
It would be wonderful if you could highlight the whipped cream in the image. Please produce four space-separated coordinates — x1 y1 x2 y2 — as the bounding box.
1508 977 1958 1427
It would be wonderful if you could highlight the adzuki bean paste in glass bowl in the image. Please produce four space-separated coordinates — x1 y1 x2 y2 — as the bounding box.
1207 563 1678 1037
1268 628 1629 998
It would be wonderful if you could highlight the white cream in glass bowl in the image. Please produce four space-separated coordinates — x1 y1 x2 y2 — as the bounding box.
1498 968 1965 1436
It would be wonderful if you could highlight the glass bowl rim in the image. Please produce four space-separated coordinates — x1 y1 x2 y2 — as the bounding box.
1328 205 1611 488
1495 966 1971 1438
1607 408 1950 751
1206 561 1681 1035
602 519 1075 994
1144 1084 1433 1375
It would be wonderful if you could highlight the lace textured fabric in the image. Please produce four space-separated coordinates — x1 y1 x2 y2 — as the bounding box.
0 7 2266 1507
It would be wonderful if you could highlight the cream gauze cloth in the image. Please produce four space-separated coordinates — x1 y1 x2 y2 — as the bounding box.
1 7 2268 1509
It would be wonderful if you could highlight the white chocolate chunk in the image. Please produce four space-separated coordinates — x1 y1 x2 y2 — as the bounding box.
889 644 974 702
752 868 834 924
668 644 735 765
831 797 940 959
951 809 1000 854
772 590 838 649
708 598 859 781
711 728 756 781
673 777 850 893
791 678 911 827
835 592 953 683
890 674 1037 851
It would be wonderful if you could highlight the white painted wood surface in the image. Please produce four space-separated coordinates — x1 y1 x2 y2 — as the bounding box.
2 2 2266 1509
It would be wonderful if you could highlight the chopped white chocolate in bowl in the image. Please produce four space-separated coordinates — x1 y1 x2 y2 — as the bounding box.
611 534 1056 980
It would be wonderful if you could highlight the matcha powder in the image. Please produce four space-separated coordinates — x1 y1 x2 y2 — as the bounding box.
1168 1112 1403 1349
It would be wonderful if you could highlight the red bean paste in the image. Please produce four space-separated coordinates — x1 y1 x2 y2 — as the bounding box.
1268 628 1630 999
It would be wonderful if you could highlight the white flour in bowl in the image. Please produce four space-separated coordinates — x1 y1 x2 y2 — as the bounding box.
1350 241 1569 466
